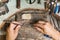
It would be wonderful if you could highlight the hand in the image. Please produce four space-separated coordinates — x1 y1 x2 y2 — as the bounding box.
6 22 21 40
34 21 53 35
34 21 60 40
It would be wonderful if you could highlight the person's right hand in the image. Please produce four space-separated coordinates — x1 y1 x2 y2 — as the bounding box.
34 21 60 40
34 21 54 35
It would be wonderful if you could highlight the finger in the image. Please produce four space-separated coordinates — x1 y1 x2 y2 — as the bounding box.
34 23 44 29
38 21 46 24
35 27 44 34
9 23 16 30
12 21 20 24
14 25 21 33
9 21 20 30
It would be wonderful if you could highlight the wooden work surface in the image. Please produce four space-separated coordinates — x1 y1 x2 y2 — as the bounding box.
1 9 60 40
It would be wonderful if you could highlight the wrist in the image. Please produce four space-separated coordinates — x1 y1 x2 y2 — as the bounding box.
6 38 15 40
6 35 15 40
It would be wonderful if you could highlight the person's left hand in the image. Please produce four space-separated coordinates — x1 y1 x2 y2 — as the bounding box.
6 22 21 40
